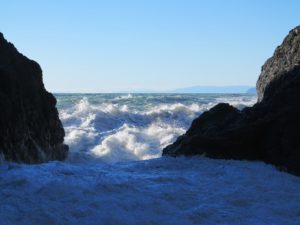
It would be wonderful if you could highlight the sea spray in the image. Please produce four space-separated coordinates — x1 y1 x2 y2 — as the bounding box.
3 93 300 225
56 93 257 162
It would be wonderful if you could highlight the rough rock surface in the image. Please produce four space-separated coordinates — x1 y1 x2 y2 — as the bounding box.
0 33 68 163
163 26 300 176
257 25 300 101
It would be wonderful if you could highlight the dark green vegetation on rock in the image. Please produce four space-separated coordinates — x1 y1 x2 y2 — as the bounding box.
0 33 68 163
163 26 300 176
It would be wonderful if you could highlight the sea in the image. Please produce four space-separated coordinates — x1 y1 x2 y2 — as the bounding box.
1 93 300 225
57 93 256 162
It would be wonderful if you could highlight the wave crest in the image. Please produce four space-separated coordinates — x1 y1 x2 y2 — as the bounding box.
58 94 256 162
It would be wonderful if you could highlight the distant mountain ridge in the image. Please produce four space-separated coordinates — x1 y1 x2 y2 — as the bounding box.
171 85 256 94
246 87 256 94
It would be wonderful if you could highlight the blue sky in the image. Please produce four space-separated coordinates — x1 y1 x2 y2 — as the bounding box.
1 0 300 92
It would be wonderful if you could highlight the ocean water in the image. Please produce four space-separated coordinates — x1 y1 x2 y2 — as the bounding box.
2 93 300 225
57 93 257 162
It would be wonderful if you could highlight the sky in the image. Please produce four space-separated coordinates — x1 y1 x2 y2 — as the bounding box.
1 0 300 92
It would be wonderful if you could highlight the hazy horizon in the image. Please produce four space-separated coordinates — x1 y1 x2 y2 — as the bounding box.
52 85 255 94
1 0 300 92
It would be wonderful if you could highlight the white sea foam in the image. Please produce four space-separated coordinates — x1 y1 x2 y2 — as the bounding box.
1 157 300 225
90 123 185 162
3 94 300 225
59 94 257 162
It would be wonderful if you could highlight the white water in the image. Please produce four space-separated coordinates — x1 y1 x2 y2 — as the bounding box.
1 157 300 225
58 94 256 162
2 93 300 224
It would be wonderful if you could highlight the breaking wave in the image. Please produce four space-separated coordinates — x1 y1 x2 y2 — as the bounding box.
57 94 257 162
3 93 299 225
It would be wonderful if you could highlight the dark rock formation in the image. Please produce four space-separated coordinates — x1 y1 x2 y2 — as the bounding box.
163 26 300 176
0 33 68 163
257 25 300 101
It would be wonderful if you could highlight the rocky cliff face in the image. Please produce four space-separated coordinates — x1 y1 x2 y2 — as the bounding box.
0 33 68 163
163 26 300 176
257 25 300 101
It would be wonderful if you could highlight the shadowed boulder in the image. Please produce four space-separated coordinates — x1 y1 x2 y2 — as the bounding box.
163 26 300 176
0 33 68 163
257 25 300 102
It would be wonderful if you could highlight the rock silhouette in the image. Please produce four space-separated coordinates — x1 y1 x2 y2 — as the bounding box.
163 26 300 176
0 33 68 163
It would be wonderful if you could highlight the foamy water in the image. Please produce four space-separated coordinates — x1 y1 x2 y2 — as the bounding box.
2 93 300 225
57 93 257 162
1 157 300 225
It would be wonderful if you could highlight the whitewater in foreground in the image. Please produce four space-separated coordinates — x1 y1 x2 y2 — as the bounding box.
1 93 300 225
